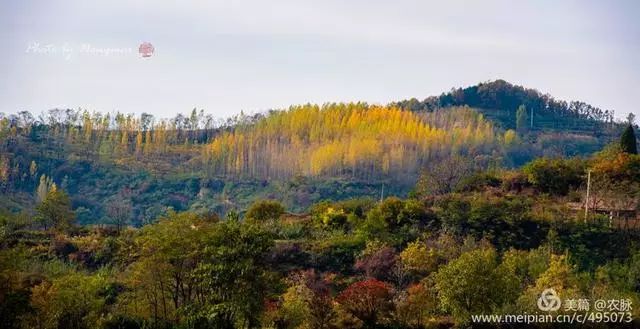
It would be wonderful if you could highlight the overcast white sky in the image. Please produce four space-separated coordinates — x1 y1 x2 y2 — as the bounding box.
1 0 639 120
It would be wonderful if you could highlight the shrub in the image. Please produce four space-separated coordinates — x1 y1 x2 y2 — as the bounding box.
454 172 501 192
522 158 586 195
245 199 285 221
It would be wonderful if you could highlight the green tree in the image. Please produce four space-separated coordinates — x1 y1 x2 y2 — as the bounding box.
516 105 528 134
279 281 312 328
516 255 582 313
0 247 32 329
400 240 438 275
122 211 215 325
35 186 75 230
275 270 334 329
522 157 586 195
29 271 110 329
187 219 274 328
245 199 285 222
434 248 518 323
620 124 638 154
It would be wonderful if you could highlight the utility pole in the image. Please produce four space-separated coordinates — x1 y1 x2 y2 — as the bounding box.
584 170 591 223
530 106 534 130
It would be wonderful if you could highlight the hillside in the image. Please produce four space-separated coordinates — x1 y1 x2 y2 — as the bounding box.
1 142 639 329
0 81 631 225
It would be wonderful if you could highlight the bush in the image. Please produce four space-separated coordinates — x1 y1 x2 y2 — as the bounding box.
102 314 142 329
500 171 530 192
310 234 365 274
522 158 586 195
245 199 285 221
454 172 501 192
436 195 546 250
267 242 310 271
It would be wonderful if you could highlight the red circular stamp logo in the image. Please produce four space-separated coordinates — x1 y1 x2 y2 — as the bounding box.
138 42 154 58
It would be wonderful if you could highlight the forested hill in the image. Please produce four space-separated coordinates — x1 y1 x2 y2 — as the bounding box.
393 80 618 133
0 81 632 224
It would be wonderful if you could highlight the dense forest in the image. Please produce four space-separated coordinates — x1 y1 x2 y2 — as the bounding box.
203 105 496 181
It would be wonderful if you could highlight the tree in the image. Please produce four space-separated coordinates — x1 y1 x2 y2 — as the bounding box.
107 197 132 233
522 157 586 195
123 211 216 325
302 272 334 329
394 283 437 328
187 219 275 328
244 200 285 222
277 270 334 329
434 248 517 323
516 104 528 134
0 247 32 329
620 124 638 154
0 157 9 190
354 245 398 281
498 248 551 304
203 104 498 181
400 240 438 276
588 146 640 225
414 155 476 196
504 129 518 146
135 131 143 155
29 161 37 177
336 279 393 327
312 204 348 229
35 186 75 230
516 255 582 313
279 283 310 328
35 174 55 203
29 271 110 329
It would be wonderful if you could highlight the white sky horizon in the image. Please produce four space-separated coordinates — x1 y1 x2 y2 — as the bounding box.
1 0 639 121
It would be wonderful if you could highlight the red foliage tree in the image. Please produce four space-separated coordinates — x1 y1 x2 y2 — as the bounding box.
336 279 393 327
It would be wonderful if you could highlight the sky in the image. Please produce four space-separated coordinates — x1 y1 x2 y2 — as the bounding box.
1 0 639 121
